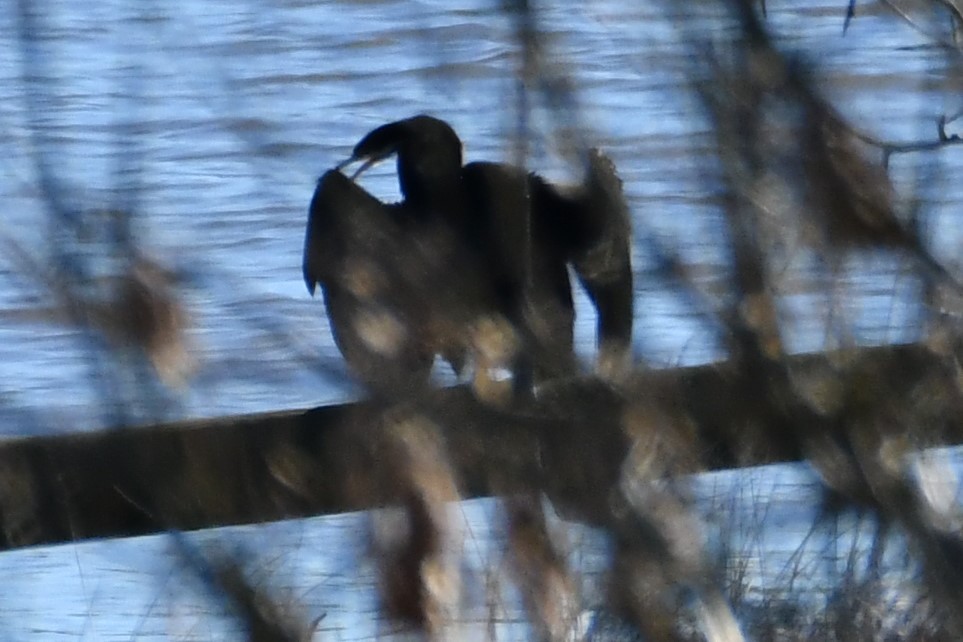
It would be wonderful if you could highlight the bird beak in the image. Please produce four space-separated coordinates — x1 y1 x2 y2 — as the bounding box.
336 153 388 180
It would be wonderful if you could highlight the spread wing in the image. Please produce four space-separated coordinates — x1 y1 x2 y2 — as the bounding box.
577 150 634 350
573 151 634 377
304 170 389 296
530 151 634 379
303 170 434 395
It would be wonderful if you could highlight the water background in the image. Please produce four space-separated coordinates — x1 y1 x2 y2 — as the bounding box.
2 0 961 433
1 0 962 639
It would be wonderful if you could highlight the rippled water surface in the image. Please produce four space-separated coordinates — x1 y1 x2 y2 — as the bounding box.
2 0 961 432
2 1 963 638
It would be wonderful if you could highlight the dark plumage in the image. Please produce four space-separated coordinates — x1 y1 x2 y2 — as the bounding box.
303 115 633 399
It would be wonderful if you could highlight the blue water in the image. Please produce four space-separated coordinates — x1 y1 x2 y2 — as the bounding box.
1 0 963 639
1 452 959 640
1 0 960 433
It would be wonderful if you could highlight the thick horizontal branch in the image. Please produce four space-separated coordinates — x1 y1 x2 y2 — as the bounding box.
0 342 960 551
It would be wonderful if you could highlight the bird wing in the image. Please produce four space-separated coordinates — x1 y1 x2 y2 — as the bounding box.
571 150 634 375
304 169 436 394
529 151 634 377
304 169 389 296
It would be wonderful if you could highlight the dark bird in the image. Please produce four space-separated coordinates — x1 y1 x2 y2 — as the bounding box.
303 115 633 400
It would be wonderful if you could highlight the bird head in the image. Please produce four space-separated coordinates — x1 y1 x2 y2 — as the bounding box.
338 115 463 205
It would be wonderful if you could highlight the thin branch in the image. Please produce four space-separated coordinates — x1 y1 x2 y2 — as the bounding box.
878 116 963 167
877 0 963 56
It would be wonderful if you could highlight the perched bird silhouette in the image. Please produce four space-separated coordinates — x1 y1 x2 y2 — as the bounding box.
303 115 633 400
